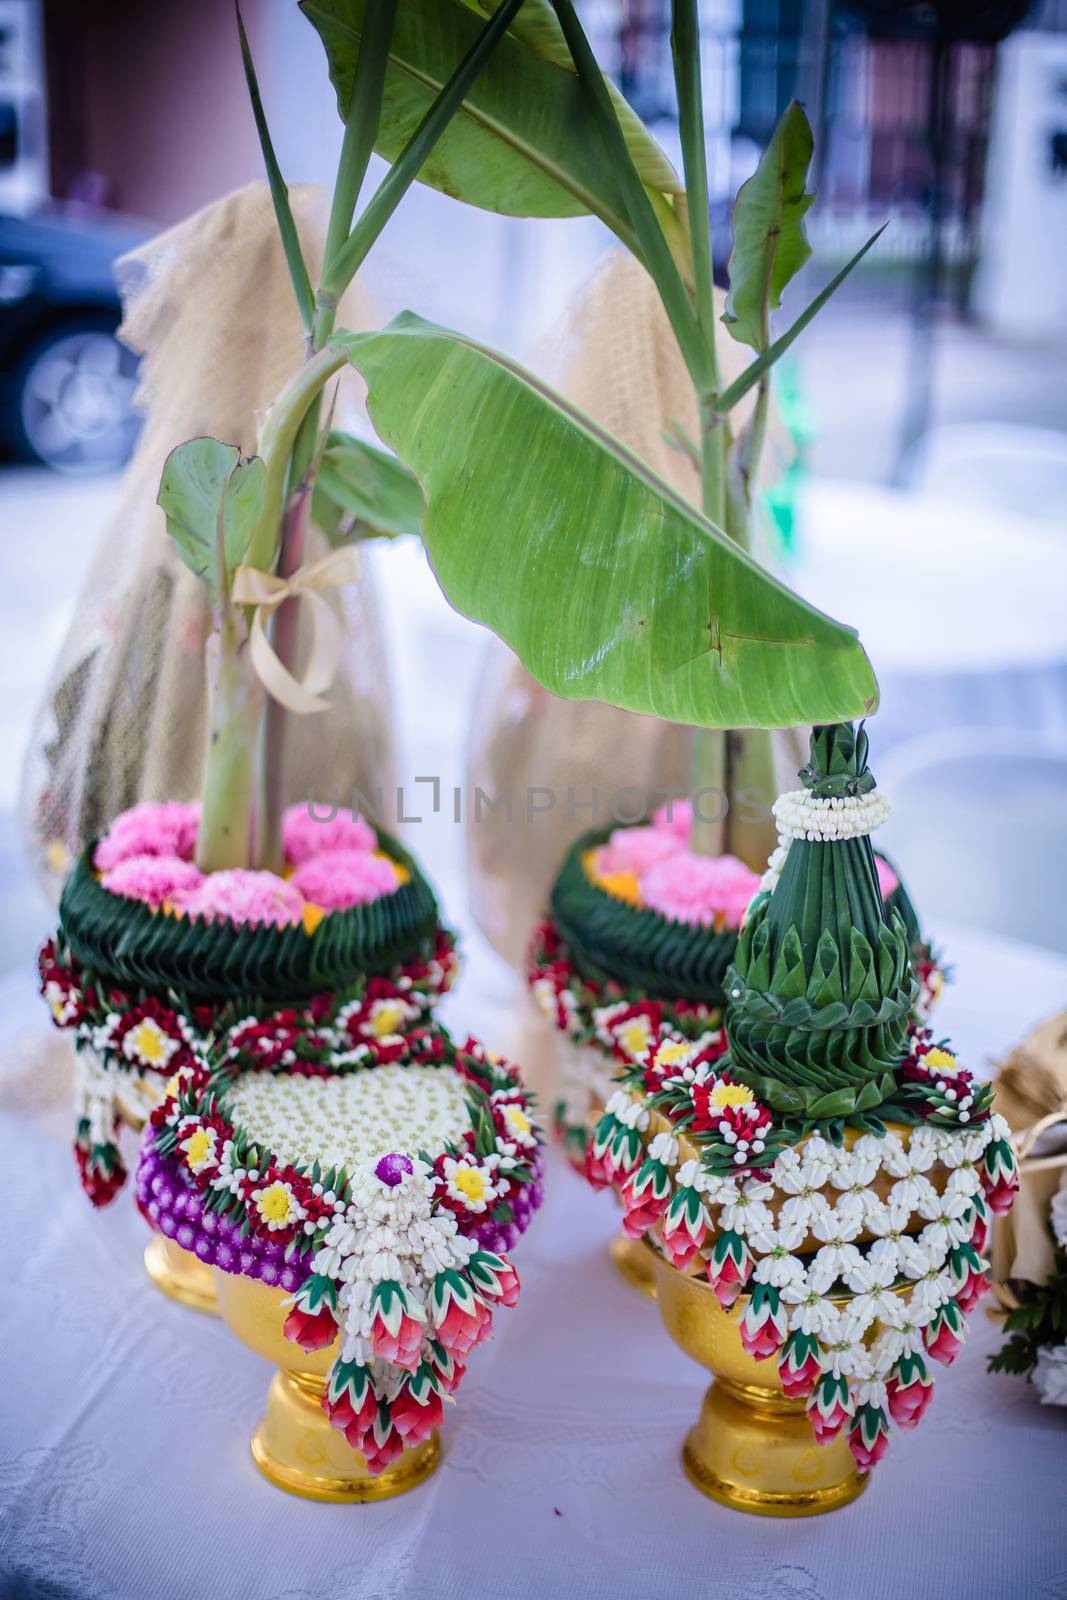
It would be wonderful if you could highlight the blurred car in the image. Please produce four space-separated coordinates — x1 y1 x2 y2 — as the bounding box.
0 207 146 473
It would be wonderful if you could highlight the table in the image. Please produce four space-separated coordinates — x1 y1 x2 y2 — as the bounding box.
2 921 1065 1600
786 480 1067 755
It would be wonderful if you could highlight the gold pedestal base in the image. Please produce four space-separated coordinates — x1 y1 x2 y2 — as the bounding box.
251 1369 439 1503
653 1248 866 1518
144 1234 219 1315
681 1378 866 1518
609 1233 658 1299
214 1269 441 1503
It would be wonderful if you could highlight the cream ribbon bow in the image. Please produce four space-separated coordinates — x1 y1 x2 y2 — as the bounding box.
231 546 362 714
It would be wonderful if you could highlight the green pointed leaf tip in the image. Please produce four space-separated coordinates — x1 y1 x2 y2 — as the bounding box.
331 315 879 730
299 0 681 247
157 437 265 606
724 101 814 351
312 431 425 543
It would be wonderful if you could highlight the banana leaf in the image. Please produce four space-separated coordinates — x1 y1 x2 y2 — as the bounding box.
332 314 879 731
723 100 814 352
300 0 688 267
312 431 424 543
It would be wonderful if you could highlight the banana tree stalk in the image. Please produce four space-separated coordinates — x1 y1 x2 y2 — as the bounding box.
671 0 775 868
197 613 263 871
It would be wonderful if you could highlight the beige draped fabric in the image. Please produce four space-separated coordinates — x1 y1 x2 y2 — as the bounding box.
992 1011 1067 1290
19 182 395 897
465 249 802 968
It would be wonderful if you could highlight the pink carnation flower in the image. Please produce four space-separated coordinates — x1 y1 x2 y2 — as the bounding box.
875 854 900 899
596 826 683 876
641 851 760 929
94 801 200 871
291 849 399 910
100 854 204 911
282 804 377 865
171 870 304 928
650 798 693 839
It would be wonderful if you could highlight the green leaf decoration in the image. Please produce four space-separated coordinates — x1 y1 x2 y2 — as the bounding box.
723 100 814 352
300 0 685 263
157 437 264 608
725 723 916 1118
58 827 441 1004
312 430 424 543
714 222 888 416
237 3 315 335
332 315 879 730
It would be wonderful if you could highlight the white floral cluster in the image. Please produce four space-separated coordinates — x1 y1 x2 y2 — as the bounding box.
223 1065 473 1175
759 788 892 893
635 1105 1008 1402
74 1044 160 1146
313 1160 478 1377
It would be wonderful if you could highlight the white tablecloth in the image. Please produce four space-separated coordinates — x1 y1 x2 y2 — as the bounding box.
2 922 1066 1600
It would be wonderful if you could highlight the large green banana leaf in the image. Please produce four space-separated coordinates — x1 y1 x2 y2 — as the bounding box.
300 0 687 267
331 315 878 730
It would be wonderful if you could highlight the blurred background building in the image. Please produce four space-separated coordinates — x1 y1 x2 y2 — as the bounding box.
0 0 1065 971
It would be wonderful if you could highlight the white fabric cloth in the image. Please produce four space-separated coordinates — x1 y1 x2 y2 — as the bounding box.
1 922 1065 1600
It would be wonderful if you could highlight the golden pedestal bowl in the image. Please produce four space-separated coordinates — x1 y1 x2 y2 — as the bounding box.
652 1248 866 1518
213 1270 440 1503
143 1234 219 1315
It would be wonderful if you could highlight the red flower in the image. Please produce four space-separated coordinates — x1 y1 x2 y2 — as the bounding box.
886 1357 934 1431
808 1374 852 1445
660 1212 707 1272
74 1139 126 1207
618 1166 669 1240
323 1361 377 1441
284 1300 337 1352
738 1285 786 1362
362 1424 407 1476
369 1286 425 1371
925 1300 966 1366
847 1405 890 1470
778 1332 822 1400
583 1144 614 1191
706 1229 751 1310
434 1292 492 1361
390 1385 443 1445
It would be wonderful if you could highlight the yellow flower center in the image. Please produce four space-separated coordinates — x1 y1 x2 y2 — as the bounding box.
127 1019 170 1066
452 1167 488 1203
654 1040 693 1069
504 1105 531 1138
257 1183 294 1223
183 1128 213 1169
618 1018 654 1058
709 1082 755 1112
925 1047 960 1076
371 1001 405 1038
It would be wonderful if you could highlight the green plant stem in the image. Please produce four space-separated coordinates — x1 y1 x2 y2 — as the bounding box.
549 0 711 396
321 0 398 285
322 0 526 300
197 614 263 872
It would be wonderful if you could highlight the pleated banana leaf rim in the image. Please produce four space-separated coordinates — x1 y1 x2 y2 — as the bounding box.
548 824 739 1007
59 827 443 1004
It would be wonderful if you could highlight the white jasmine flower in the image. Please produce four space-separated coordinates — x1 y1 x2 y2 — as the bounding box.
1032 1344 1067 1407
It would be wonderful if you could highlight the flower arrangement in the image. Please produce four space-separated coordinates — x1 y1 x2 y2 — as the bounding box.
573 724 1018 1484
137 1027 543 1470
39 914 457 1207
528 805 945 1167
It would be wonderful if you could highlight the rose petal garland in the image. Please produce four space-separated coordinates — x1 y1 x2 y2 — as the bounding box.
137 1029 543 1470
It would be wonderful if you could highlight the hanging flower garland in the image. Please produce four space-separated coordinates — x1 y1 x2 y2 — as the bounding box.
38 930 458 1206
137 1030 544 1472
583 1023 1018 1469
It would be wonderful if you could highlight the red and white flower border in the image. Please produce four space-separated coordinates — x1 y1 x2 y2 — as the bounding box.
38 932 458 1206
142 1032 543 1473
